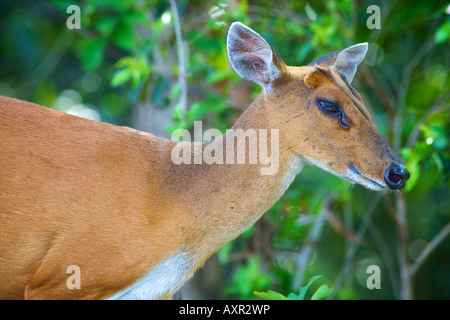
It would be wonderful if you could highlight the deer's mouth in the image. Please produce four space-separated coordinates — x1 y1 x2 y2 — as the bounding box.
347 163 387 190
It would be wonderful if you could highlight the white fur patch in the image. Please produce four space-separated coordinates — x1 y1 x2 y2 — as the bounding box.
107 252 192 300
347 163 386 190
281 156 304 192
305 158 349 182
306 158 386 191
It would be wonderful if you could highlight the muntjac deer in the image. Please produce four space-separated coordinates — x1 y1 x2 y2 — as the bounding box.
0 22 409 300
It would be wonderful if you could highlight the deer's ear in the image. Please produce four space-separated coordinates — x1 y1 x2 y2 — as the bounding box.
333 43 368 84
227 22 281 92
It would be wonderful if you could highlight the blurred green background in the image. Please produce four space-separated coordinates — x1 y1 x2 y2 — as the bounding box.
0 0 448 300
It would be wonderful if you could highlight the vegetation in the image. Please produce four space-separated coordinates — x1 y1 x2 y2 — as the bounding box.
0 0 448 299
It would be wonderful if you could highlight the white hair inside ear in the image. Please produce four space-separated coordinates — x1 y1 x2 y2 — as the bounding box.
226 22 280 92
333 43 368 84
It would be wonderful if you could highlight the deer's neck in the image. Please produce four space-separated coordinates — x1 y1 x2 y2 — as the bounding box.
166 94 304 262
114 94 304 300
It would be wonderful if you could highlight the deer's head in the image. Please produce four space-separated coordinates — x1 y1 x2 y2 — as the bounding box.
227 22 409 190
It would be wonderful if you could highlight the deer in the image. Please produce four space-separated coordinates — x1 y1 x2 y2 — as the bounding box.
0 22 409 300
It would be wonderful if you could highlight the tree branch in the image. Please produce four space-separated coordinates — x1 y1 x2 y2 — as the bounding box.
367 220 401 299
406 93 450 148
395 192 412 300
360 64 396 115
328 194 382 299
293 196 330 289
170 0 188 122
410 222 450 276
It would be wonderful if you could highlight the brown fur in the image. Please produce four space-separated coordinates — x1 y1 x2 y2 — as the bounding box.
0 43 399 299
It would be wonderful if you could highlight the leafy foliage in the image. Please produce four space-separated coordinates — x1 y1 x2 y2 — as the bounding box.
0 0 448 300
254 275 333 300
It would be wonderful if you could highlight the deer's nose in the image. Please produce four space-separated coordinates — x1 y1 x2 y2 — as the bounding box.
384 163 410 190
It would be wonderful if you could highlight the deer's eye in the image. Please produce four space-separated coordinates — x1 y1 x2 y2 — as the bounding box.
317 100 350 129
318 100 339 114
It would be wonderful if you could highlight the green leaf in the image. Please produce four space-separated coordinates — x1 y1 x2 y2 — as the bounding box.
404 159 420 193
431 152 444 175
100 93 126 117
217 241 233 264
170 83 181 98
297 42 312 64
434 20 450 44
113 22 135 51
253 290 289 300
111 68 132 87
206 69 233 85
87 0 133 11
228 256 271 299
81 39 106 71
96 17 117 37
298 275 322 300
110 55 151 88
286 293 302 300
311 284 332 300
34 82 57 108
253 275 331 300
